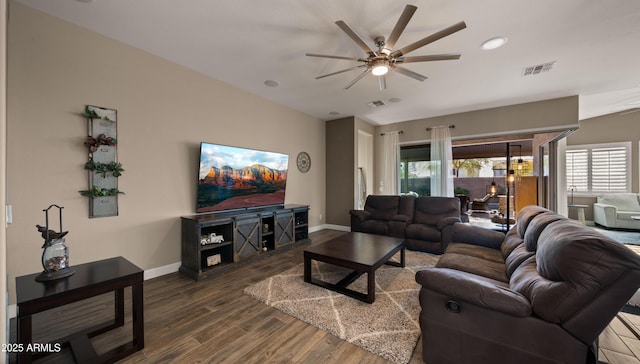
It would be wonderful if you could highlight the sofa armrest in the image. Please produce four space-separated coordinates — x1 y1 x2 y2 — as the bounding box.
437 216 461 230
415 268 531 317
593 203 617 227
450 222 504 249
349 210 371 222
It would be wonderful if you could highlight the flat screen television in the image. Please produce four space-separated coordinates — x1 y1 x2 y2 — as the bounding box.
196 142 289 213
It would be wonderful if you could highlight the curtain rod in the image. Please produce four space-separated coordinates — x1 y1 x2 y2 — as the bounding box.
380 130 404 136
426 125 455 131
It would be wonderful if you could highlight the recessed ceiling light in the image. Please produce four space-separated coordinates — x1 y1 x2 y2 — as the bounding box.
264 80 280 87
329 111 341 116
481 36 507 50
388 98 402 103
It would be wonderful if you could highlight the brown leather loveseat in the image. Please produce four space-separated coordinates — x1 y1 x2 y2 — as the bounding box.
415 205 640 364
349 195 460 254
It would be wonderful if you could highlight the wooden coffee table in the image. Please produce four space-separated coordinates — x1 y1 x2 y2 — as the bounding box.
303 232 405 303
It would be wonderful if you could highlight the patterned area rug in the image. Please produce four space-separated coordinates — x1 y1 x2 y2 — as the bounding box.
243 250 438 364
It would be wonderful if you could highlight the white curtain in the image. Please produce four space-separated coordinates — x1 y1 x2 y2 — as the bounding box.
381 131 400 195
430 126 454 197
357 167 367 209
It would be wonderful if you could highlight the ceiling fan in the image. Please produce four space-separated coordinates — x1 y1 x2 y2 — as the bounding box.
306 5 466 91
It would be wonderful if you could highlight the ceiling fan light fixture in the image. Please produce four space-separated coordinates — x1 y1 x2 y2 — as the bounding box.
481 36 507 50
372 65 389 76
371 59 389 76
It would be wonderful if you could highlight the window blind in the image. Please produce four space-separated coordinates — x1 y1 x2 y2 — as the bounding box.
566 149 588 192
591 147 627 192
566 143 629 193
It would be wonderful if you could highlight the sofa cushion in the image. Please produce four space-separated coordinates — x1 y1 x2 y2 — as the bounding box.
445 242 504 264
397 195 416 222
405 224 440 242
500 229 524 259
412 196 459 225
436 252 509 283
516 205 551 239
364 195 399 220
504 243 534 278
597 193 640 212
617 211 640 220
523 212 564 252
358 220 388 235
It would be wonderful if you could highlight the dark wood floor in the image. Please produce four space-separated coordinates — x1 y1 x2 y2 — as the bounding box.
9 229 640 363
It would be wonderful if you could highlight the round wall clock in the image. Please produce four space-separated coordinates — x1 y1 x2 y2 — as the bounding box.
296 152 311 173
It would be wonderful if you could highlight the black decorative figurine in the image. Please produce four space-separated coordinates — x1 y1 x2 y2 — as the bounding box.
35 204 75 282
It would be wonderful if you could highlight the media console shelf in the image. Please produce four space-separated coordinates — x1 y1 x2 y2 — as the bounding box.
180 204 310 281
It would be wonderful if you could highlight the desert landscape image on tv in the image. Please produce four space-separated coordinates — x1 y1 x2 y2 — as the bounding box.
197 143 289 213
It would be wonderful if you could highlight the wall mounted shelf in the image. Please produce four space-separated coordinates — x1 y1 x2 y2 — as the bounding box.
80 105 122 218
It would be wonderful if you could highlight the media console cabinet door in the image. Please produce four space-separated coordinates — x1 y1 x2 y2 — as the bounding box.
275 211 294 248
234 216 262 261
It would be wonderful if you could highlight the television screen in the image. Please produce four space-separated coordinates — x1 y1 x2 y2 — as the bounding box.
197 143 289 213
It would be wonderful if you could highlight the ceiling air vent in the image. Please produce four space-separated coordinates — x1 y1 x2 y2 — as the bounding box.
367 100 386 108
522 61 555 77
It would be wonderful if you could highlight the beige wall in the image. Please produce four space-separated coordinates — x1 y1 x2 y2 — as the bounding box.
325 117 355 226
6 3 325 303
565 110 640 221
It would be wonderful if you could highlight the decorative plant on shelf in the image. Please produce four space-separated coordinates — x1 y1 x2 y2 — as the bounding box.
79 187 125 197
81 107 113 121
84 134 117 152
84 161 124 178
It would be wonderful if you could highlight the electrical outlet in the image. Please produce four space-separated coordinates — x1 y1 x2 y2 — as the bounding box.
319 214 323 221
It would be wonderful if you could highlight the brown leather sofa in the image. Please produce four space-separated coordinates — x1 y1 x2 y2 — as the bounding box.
349 195 460 254
415 205 640 364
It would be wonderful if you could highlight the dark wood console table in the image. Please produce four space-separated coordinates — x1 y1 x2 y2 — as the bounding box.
15 256 144 363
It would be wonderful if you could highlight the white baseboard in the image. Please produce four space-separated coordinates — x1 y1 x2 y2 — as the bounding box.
311 224 350 232
144 262 181 280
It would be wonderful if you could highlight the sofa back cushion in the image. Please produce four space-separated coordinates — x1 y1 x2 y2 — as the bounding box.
499 205 550 260
501 208 560 277
597 193 640 212
510 220 640 341
364 195 400 220
413 197 459 225
398 195 416 221
523 212 565 252
516 205 552 239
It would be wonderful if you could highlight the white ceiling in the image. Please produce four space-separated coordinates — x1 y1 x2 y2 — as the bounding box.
15 0 640 125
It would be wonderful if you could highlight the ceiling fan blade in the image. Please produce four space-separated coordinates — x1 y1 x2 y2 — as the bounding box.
398 54 461 63
306 53 366 62
345 69 370 89
385 5 417 51
335 20 376 55
391 21 467 58
393 66 428 82
378 75 387 91
315 65 366 79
